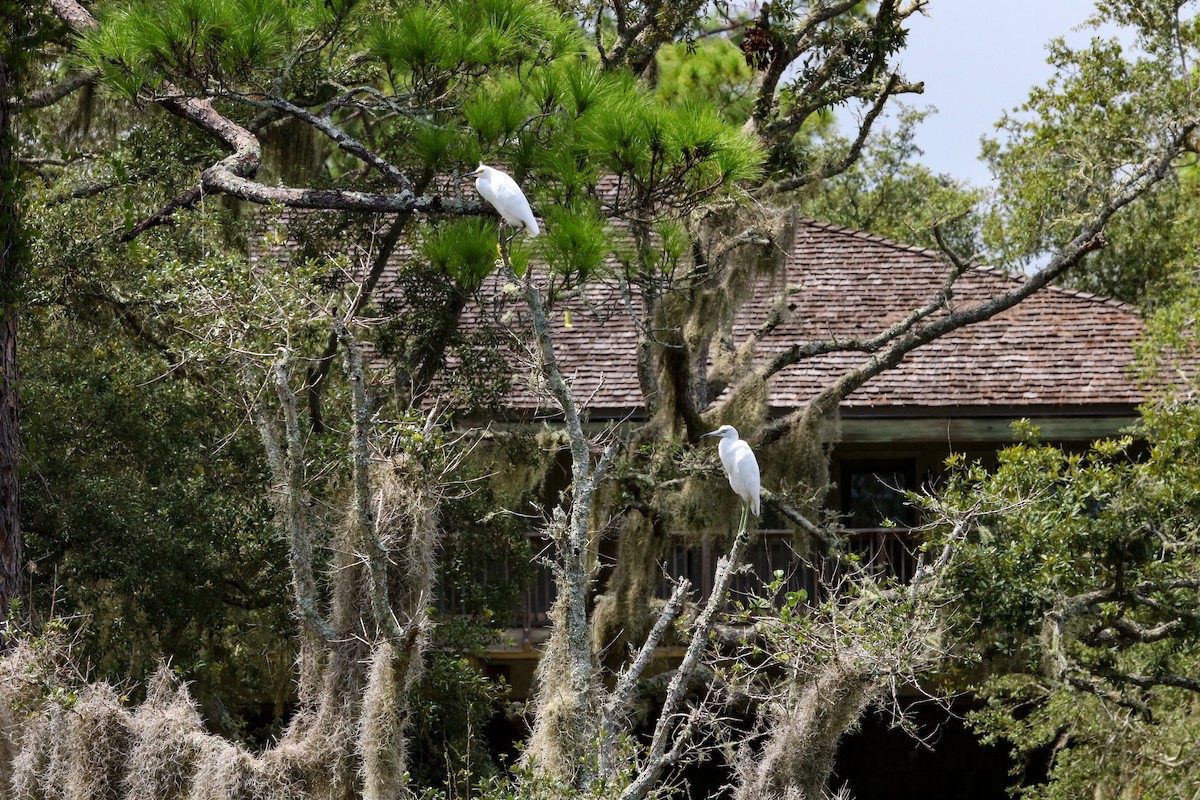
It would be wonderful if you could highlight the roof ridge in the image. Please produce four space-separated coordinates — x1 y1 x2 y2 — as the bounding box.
1040 281 1144 315
793 215 953 261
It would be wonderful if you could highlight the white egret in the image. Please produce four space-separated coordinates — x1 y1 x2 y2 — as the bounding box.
465 164 540 240
703 424 761 530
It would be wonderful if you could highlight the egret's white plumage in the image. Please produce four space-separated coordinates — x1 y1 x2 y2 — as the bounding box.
466 164 540 237
703 424 761 519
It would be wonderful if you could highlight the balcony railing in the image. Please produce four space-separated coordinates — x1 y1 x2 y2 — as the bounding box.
438 527 921 632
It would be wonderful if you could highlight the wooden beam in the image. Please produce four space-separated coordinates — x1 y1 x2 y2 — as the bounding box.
838 415 1138 444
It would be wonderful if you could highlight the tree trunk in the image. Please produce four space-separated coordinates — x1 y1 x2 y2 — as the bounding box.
0 9 23 622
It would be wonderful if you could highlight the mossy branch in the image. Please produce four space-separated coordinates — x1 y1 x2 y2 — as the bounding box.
498 232 619 788
338 320 407 645
243 355 336 647
621 514 755 800
598 577 690 779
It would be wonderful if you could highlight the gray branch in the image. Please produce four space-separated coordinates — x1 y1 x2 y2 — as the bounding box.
599 577 691 775
760 115 1200 446
47 0 480 240
621 522 755 800
19 68 100 109
243 355 336 645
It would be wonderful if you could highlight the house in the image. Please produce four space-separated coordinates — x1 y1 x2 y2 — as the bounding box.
257 210 1151 629
476 217 1153 798
255 212 1151 797
428 216 1149 635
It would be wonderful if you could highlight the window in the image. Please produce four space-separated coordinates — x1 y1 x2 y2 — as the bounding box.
840 458 917 529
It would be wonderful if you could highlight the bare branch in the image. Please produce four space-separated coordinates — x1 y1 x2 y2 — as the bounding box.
601 0 704 75
18 68 100 109
621 521 755 800
599 577 691 778
500 234 612 785
757 251 969 381
226 93 415 193
774 74 919 192
761 488 840 551
117 185 205 243
1118 672 1200 693
339 320 408 644
759 116 1199 446
1094 616 1188 645
243 355 336 645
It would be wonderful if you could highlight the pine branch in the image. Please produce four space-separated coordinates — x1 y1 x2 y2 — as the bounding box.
46 0 479 240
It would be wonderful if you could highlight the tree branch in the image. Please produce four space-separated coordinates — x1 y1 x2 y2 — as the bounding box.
599 577 691 779
759 116 1199 446
18 68 100 109
307 210 415 431
621 519 755 800
339 320 408 644
46 0 478 240
243 355 336 645
774 74 919 192
499 234 614 786
226 93 415 193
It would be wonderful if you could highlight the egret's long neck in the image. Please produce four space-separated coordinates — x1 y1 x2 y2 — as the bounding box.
717 436 735 464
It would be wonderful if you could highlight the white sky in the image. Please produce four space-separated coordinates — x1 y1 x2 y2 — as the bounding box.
856 1 1114 187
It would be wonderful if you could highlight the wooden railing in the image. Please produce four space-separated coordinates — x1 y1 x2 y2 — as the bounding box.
446 527 922 631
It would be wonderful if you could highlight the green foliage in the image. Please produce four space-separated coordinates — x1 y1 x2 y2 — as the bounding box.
463 75 536 145
367 0 578 79
1137 267 1200 384
21 303 292 728
981 13 1196 268
436 484 535 638
932 391 1200 794
537 204 610 280
80 0 348 97
576 94 764 200
424 217 502 291
1056 169 1196 306
931 268 1200 792
799 106 984 256
970 675 1200 800
407 652 509 790
656 38 757 124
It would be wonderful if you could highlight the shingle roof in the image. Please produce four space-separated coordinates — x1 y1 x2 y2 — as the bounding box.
255 212 1149 416
752 219 1146 410
457 218 1147 415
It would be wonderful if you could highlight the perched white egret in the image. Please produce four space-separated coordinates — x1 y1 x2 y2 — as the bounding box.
703 424 761 529
465 164 540 239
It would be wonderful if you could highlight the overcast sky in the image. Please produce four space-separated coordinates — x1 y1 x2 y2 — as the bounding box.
857 1 1115 188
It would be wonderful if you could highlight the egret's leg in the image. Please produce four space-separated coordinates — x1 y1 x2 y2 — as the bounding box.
496 221 508 257
738 500 748 535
